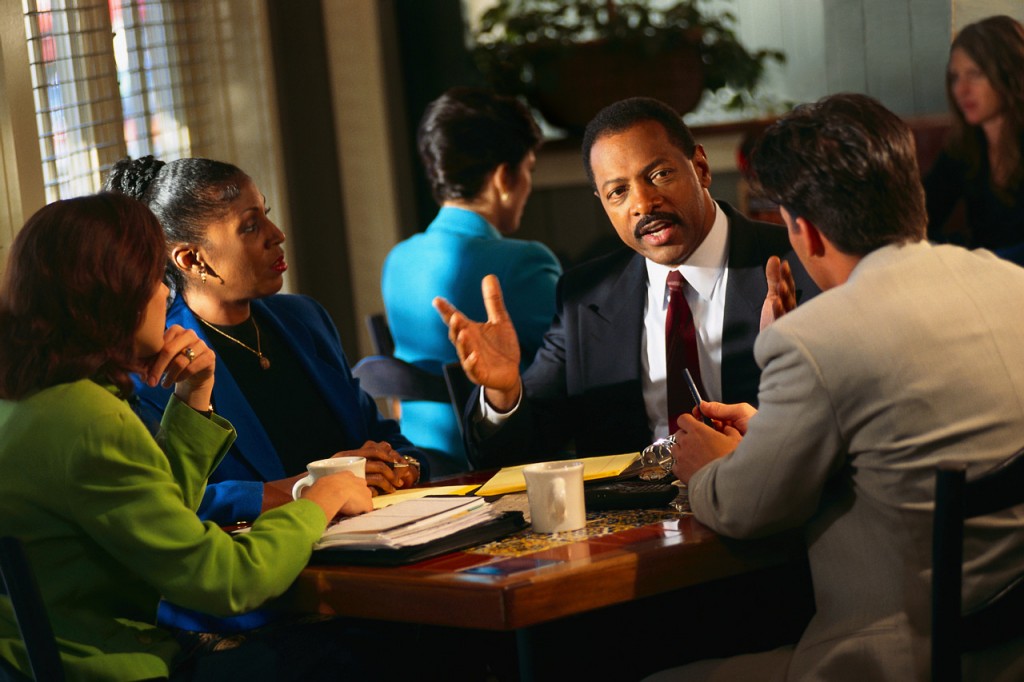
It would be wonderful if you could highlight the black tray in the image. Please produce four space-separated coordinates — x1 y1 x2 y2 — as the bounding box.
310 511 527 566
584 480 680 511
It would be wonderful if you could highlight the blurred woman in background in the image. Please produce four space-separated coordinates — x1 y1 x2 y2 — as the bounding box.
925 15 1024 260
382 87 562 473
0 194 373 680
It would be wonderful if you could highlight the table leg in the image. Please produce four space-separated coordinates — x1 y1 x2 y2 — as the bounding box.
516 627 536 682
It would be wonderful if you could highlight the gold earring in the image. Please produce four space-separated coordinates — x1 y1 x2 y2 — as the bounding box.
500 192 509 202
198 263 208 284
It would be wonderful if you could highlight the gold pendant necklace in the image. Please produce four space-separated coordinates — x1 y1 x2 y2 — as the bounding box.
198 316 271 370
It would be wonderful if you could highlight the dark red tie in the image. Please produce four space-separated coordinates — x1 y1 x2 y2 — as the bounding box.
666 270 705 430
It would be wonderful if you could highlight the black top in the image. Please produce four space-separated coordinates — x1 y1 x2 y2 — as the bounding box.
202 310 349 476
925 141 1024 251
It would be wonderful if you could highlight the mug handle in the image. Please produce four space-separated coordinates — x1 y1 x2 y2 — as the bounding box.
292 474 314 500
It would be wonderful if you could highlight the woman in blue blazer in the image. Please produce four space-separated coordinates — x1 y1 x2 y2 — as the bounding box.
383 88 562 472
106 156 428 633
105 156 425 529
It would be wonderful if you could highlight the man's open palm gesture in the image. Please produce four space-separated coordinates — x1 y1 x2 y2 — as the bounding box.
433 275 523 410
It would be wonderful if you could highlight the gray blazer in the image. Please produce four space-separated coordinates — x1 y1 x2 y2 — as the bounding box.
689 241 1024 680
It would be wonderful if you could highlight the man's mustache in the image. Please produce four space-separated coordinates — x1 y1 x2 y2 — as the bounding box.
634 211 682 239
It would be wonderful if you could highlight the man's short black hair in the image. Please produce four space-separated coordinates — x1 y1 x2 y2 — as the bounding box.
751 93 926 255
581 97 696 189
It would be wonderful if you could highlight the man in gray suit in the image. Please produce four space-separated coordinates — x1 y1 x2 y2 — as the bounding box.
660 94 1024 680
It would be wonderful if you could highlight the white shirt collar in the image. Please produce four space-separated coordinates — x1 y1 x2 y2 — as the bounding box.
644 201 729 302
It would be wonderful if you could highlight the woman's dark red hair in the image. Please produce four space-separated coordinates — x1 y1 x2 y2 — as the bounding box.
0 193 166 399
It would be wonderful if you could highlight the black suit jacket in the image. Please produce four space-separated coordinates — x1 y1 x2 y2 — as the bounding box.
467 202 818 469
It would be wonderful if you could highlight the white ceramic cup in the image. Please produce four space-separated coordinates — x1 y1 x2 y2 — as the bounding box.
522 460 586 533
292 456 366 500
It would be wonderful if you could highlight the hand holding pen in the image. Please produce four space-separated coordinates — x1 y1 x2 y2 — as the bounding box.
689 398 758 437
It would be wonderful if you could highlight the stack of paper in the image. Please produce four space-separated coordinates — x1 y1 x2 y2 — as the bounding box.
317 496 499 550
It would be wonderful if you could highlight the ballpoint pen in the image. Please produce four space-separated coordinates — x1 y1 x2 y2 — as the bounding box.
684 368 714 426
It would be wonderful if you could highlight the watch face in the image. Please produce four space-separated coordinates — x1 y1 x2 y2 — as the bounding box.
638 436 676 481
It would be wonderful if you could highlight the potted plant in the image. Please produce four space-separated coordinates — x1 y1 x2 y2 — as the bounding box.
469 0 785 134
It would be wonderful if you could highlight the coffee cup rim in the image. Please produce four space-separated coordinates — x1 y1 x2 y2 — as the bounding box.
307 455 366 468
523 460 584 473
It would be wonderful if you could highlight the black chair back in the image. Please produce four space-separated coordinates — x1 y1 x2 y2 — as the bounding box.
352 356 470 478
352 356 450 406
365 313 395 357
0 537 64 681
932 449 1024 682
442 362 476 438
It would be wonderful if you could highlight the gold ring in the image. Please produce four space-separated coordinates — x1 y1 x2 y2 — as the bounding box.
182 347 196 363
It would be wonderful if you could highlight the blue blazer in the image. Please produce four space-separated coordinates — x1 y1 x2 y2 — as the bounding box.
382 207 561 470
133 293 422 526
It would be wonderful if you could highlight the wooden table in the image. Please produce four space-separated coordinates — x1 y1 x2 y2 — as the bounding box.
272 472 813 680
284 510 801 631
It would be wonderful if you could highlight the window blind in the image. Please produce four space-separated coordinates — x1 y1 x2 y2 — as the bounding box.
23 0 210 201
108 0 211 162
24 0 124 201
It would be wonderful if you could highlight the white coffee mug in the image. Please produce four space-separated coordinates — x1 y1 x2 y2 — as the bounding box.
292 456 366 500
522 460 586 533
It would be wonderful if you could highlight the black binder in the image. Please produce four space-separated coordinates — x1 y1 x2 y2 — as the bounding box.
310 511 527 567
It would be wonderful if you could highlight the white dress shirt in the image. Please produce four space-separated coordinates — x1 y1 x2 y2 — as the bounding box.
480 202 730 441
644 201 729 439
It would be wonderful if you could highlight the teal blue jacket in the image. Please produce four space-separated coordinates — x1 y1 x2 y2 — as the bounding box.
0 380 326 681
382 207 561 469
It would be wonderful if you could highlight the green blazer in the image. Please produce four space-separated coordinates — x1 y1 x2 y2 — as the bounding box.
0 380 326 681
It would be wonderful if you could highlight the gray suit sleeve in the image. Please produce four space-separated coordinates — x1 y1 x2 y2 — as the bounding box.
688 323 848 539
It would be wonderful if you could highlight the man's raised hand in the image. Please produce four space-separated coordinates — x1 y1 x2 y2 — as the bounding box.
760 255 797 331
433 274 522 411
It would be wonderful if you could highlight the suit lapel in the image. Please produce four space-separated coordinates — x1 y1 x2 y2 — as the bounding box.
256 298 371 446
575 252 646 390
168 298 287 481
724 220 770 329
722 209 769 402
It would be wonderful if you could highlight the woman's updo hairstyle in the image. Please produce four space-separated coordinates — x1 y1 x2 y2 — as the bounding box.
417 87 542 204
103 156 248 292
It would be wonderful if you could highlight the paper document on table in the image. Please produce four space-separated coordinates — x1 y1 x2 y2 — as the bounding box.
317 496 499 549
372 484 480 510
475 452 640 496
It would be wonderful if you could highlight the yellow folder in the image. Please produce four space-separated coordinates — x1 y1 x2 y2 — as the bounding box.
474 452 640 497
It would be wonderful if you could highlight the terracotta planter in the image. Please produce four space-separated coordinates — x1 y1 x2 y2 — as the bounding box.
527 40 705 134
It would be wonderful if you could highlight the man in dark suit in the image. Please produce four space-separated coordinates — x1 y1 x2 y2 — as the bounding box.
435 97 816 469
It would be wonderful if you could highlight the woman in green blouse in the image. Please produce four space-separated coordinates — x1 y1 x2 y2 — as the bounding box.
0 194 373 680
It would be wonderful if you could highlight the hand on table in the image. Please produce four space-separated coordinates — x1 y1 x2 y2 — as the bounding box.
760 256 797 331
136 325 215 413
341 441 419 494
433 274 522 412
299 471 373 522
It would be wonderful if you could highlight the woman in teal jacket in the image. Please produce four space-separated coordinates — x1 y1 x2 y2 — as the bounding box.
0 194 372 680
383 88 562 472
